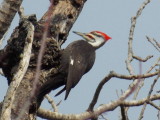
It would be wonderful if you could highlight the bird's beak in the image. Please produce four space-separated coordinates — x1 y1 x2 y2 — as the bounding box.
73 31 96 42
73 31 87 38
73 31 93 42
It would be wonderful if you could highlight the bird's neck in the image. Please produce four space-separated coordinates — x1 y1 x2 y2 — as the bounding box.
87 37 105 49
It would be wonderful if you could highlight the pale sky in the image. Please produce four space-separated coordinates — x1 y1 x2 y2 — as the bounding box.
0 0 159 120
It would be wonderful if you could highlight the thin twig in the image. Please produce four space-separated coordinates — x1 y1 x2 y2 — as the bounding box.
120 105 127 120
135 58 160 98
148 101 160 111
133 55 153 62
37 93 160 120
100 114 108 120
121 94 160 106
117 90 129 120
138 65 160 120
132 61 142 100
56 100 62 106
132 58 160 114
125 0 152 111
147 58 160 73
124 0 152 114
126 0 152 75
146 36 160 52
153 38 160 48
112 71 158 80
0 69 4 76
87 70 158 111
45 94 58 112
157 101 160 120
87 72 113 111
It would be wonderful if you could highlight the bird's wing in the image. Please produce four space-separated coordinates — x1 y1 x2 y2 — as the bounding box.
64 41 95 99
57 40 95 99
37 74 65 103
65 52 87 99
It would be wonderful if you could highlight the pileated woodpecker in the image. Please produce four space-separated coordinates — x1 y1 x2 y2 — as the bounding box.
38 31 111 100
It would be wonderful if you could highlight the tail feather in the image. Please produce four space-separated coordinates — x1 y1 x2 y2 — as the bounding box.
37 74 65 104
64 88 71 100
55 86 66 97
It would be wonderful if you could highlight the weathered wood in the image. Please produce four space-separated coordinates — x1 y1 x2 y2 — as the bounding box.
0 0 86 119
0 0 23 43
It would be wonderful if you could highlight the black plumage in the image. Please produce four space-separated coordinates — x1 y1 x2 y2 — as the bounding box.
38 30 111 101
58 40 96 99
38 40 95 100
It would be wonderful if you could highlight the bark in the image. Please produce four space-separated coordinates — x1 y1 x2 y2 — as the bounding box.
0 0 86 119
0 0 23 42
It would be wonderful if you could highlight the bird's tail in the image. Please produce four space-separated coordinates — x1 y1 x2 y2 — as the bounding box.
55 86 66 97
37 74 65 105
54 86 70 100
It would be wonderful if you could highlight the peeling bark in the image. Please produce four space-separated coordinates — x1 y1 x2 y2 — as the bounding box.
0 0 23 42
0 0 86 119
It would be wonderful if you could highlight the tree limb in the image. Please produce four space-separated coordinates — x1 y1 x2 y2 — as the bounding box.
0 21 34 120
138 69 160 120
87 70 158 111
45 94 58 112
146 36 160 52
0 0 23 44
37 93 160 120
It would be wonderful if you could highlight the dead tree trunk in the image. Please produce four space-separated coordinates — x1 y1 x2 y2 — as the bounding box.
0 0 86 119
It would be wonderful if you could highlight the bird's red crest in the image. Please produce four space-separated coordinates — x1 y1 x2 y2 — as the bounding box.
91 31 111 41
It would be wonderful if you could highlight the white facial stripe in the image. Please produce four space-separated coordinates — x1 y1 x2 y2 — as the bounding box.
70 58 74 65
87 35 105 48
94 32 101 36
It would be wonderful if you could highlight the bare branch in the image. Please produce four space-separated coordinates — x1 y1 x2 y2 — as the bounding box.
125 0 153 114
0 69 4 76
45 94 58 112
87 70 158 111
148 101 160 111
132 58 160 114
146 36 160 52
153 38 160 48
0 0 23 44
126 0 152 75
147 58 160 73
138 70 160 120
122 94 160 107
56 100 62 107
112 71 158 80
0 22 34 120
133 55 153 62
100 114 108 120
87 71 113 111
0 0 158 119
37 93 160 120
120 105 128 120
